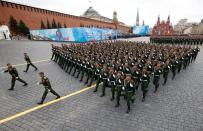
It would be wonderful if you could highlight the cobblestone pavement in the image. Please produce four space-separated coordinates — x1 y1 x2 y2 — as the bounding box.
0 40 203 131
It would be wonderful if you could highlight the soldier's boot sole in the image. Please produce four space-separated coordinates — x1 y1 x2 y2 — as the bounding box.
110 98 115 101
115 104 120 108
126 109 130 114
23 83 28 86
142 98 145 102
37 102 43 105
100 94 105 97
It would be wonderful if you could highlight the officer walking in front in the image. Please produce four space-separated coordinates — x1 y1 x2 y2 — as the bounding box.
37 72 60 104
4 63 28 90
24 53 38 72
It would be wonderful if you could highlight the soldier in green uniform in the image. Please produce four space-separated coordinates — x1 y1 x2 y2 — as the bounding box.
115 72 125 108
85 61 95 86
51 44 56 60
72 57 81 77
100 67 109 97
123 75 135 113
37 72 60 104
23 53 38 72
140 68 150 102
171 59 178 80
177 55 183 73
131 65 141 91
162 60 170 85
108 69 117 101
4 63 28 90
153 64 162 93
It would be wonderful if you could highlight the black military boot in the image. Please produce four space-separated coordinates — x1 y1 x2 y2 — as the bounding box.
126 107 130 114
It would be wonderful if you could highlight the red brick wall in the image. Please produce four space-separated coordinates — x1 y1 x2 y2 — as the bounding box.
0 1 130 33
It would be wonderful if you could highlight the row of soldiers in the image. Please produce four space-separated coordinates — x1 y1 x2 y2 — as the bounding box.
150 36 203 45
51 40 200 113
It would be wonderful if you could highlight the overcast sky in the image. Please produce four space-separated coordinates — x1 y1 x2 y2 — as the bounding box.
6 0 203 27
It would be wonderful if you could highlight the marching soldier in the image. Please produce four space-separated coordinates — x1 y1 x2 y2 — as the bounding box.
123 75 135 113
140 68 150 102
4 63 28 90
24 53 38 72
153 64 162 93
162 60 170 85
51 44 56 60
85 61 95 86
37 72 60 104
177 56 183 73
131 65 141 91
100 67 109 97
115 72 125 108
108 69 117 101
171 59 178 80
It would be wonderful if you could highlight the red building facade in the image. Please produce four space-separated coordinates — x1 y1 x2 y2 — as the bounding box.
152 16 174 36
0 1 130 34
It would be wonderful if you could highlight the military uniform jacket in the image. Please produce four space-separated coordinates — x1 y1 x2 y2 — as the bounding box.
141 73 150 90
124 81 134 92
102 71 109 80
40 77 52 89
163 64 170 74
108 74 117 86
154 69 162 78
116 77 124 86
5 67 19 78
132 70 141 84
24 56 31 63
147 64 153 73
171 61 177 71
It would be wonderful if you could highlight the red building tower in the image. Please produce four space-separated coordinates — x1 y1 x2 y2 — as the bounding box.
152 15 174 36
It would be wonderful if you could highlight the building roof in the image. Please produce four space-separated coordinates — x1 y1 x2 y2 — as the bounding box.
81 6 125 25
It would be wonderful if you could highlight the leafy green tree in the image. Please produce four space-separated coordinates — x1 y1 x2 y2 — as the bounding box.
64 23 67 28
57 22 62 28
51 19 57 28
41 20 46 29
18 20 29 35
9 15 18 33
46 19 51 29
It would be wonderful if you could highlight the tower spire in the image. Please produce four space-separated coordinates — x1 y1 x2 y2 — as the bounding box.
157 14 160 25
136 8 139 26
113 10 118 23
167 15 170 24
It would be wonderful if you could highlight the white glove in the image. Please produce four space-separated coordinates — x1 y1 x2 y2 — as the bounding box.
36 82 40 85
16 77 19 79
